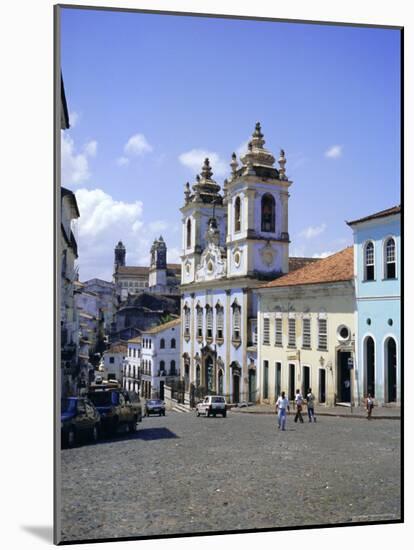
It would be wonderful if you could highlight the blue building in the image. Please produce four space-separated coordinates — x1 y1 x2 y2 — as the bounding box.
347 206 401 406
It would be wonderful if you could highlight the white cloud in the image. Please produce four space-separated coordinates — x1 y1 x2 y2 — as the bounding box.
325 145 343 159
124 133 153 156
179 149 227 177
69 111 79 128
149 220 169 233
74 188 181 281
61 133 97 185
116 156 130 166
299 223 327 239
312 251 335 259
236 140 249 158
84 140 97 157
166 247 182 264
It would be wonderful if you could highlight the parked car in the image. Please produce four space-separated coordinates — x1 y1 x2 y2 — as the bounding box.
61 397 101 447
87 385 139 435
123 390 143 424
145 399 166 416
196 395 227 417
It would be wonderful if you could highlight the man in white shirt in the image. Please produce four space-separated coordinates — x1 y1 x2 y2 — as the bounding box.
275 391 290 431
294 389 304 423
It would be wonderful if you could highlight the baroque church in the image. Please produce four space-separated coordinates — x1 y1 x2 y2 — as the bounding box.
180 122 314 403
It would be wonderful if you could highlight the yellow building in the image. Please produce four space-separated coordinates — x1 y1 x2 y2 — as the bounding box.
256 247 356 407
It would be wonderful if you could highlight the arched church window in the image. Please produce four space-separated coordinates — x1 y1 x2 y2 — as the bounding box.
206 306 213 340
261 193 275 232
160 338 165 349
186 219 192 248
234 196 241 232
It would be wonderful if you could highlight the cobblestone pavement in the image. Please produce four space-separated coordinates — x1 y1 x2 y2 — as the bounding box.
60 412 401 542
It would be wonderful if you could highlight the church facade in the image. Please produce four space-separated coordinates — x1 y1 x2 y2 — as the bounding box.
180 123 295 403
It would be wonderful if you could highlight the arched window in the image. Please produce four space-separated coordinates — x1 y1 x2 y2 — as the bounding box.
364 241 375 281
261 193 275 232
234 196 241 232
170 360 176 375
160 338 165 349
206 306 213 340
384 238 396 279
159 360 165 375
171 338 176 349
186 218 192 248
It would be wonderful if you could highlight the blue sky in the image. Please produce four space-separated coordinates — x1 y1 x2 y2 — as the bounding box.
60 7 401 281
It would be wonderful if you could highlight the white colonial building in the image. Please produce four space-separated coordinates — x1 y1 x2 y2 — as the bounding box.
123 336 142 393
140 318 181 400
103 342 128 384
180 123 310 404
256 247 356 407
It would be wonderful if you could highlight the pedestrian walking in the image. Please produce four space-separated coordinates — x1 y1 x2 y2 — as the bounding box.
365 393 374 419
306 388 316 423
294 389 304 423
275 391 290 431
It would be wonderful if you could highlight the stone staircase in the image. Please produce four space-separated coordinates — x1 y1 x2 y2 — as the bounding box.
171 402 191 413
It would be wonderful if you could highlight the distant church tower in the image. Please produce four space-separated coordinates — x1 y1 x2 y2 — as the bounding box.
149 236 167 290
114 241 126 271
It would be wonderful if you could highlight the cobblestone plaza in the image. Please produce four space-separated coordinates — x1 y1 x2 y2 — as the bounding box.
60 412 401 542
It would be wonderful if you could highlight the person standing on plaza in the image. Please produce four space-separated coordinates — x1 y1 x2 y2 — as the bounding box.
365 393 374 419
306 388 317 423
294 389 304 423
275 391 290 431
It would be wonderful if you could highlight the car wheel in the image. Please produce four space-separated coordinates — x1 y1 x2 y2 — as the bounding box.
67 427 76 448
196 410 200 417
222 411 227 418
129 419 137 433
206 410 210 417
162 411 165 416
213 412 216 417
91 425 99 442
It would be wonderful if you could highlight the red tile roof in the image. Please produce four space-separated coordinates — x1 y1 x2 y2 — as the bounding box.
288 256 318 272
262 247 354 289
347 205 401 226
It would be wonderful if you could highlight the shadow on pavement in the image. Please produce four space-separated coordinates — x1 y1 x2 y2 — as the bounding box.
96 427 179 445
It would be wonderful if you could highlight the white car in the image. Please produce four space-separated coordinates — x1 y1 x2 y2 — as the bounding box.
196 395 227 417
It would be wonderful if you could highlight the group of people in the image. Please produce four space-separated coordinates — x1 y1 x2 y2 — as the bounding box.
275 388 316 431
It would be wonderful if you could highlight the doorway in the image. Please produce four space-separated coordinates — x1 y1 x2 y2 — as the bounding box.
275 362 281 401
233 374 240 403
302 366 310 396
364 337 375 397
248 369 256 402
263 360 269 399
159 381 164 400
385 337 397 402
218 369 224 395
319 368 326 403
205 356 214 393
337 350 351 402
288 363 295 401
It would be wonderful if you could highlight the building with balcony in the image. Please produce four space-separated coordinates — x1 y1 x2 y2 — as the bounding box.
61 186 80 396
123 336 142 393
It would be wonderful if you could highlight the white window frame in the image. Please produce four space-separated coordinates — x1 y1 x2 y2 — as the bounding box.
364 240 375 281
383 236 397 280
